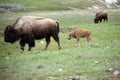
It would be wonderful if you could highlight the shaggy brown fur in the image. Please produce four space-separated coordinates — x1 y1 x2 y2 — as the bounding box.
4 16 61 51
94 11 108 23
68 29 91 46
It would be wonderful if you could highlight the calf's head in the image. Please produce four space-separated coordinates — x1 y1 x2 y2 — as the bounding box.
68 32 73 40
4 25 20 43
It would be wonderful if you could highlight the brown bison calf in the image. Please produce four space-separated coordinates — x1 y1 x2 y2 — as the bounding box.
68 29 91 47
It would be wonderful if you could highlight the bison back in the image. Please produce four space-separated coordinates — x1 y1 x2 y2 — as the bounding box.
31 19 59 39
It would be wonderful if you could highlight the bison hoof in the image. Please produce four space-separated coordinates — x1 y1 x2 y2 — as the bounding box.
58 47 61 49
28 49 31 51
44 48 47 50
20 47 24 51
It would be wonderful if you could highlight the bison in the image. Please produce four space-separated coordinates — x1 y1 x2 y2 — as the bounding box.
4 16 61 51
94 11 108 23
68 29 91 47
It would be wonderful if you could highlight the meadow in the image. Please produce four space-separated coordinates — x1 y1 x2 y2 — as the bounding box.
0 9 120 80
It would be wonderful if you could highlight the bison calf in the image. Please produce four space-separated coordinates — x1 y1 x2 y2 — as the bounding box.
68 29 91 47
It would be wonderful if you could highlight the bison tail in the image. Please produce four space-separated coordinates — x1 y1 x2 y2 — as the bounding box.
56 21 59 33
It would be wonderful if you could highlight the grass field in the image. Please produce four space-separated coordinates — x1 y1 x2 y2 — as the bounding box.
0 9 120 80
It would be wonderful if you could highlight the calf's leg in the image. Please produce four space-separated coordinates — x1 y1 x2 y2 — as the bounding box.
86 36 91 46
76 37 80 47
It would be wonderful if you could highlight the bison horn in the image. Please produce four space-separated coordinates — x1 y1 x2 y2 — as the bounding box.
6 25 11 31
6 25 14 32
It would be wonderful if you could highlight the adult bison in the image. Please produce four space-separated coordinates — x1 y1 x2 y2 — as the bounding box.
94 11 108 23
4 16 61 51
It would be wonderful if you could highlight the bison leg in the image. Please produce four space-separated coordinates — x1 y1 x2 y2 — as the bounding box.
99 18 102 23
103 18 105 22
44 35 51 50
28 35 35 51
20 40 25 51
20 34 35 51
86 36 91 46
105 17 108 22
76 38 80 47
28 40 35 51
52 34 61 49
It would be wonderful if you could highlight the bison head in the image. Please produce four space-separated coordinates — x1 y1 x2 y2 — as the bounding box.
4 25 20 43
94 18 98 23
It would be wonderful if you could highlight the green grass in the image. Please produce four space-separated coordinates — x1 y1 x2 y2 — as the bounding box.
0 9 120 80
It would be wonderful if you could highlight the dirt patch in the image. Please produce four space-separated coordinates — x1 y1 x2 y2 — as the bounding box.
68 76 90 80
0 67 11 80
0 67 7 73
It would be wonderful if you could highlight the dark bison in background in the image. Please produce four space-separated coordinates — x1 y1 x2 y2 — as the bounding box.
94 11 108 23
4 16 61 51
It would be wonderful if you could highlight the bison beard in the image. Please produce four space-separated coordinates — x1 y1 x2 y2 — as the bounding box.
4 16 61 51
